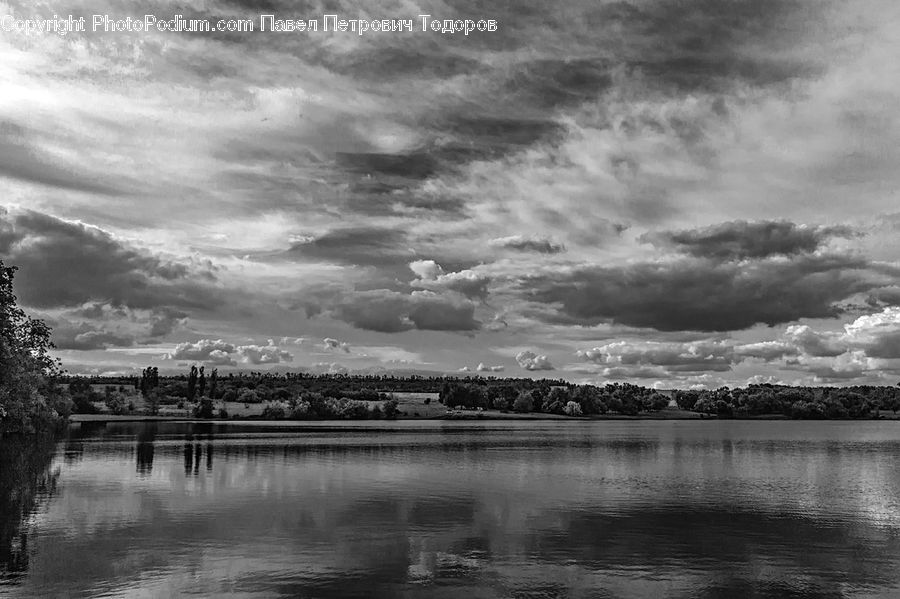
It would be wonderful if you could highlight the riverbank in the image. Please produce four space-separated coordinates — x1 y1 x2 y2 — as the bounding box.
69 407 900 424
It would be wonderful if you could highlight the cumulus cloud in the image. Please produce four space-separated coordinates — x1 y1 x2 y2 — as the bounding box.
313 362 349 375
476 363 505 372
237 342 293 365
166 339 237 364
783 325 847 357
165 338 294 366
841 306 900 359
409 260 444 280
409 261 491 301
323 337 351 353
577 340 734 373
515 350 554 371
490 235 565 254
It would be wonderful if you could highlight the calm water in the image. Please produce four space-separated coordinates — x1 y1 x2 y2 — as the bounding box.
3 420 900 598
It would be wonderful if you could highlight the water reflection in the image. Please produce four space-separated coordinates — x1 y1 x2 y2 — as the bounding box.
0 435 58 584
2 421 900 598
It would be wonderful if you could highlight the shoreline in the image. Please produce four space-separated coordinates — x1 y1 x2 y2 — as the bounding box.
68 410 899 424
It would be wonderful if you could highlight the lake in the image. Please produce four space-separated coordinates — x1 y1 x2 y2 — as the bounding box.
2 420 900 598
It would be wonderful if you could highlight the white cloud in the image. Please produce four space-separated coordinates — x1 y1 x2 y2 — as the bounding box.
322 337 351 353
515 350 554 371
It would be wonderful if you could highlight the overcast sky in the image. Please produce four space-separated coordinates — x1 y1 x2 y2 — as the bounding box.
2 0 900 387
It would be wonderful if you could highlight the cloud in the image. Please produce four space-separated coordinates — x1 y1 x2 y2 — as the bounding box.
166 339 237 365
642 220 856 260
332 289 480 333
148 307 188 337
409 260 444 280
733 341 800 361
312 362 349 375
50 320 135 351
476 363 505 372
237 342 293 365
165 338 294 366
842 306 900 359
409 262 491 301
515 350 554 371
783 325 847 358
323 338 351 353
523 253 884 331
577 340 733 372
489 235 565 254
0 120 126 195
286 226 413 268
0 208 221 311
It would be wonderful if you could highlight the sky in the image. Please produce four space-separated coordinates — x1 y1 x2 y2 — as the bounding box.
2 0 900 387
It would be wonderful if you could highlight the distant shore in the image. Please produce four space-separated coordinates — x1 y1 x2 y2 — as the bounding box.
69 409 900 424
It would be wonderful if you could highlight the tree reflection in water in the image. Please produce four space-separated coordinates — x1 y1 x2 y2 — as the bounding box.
0 434 59 584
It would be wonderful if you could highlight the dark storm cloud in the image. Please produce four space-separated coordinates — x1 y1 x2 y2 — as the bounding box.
0 209 221 311
522 254 879 332
149 307 189 337
48 318 135 351
332 289 479 333
868 286 900 306
642 220 856 260
286 226 414 268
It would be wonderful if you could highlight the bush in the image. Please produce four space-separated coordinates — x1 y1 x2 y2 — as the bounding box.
193 397 215 419
238 389 261 404
105 392 130 415
261 402 286 420
383 398 400 419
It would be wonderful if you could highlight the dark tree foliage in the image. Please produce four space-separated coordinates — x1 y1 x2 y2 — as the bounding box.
0 261 70 434
208 368 218 399
187 365 199 402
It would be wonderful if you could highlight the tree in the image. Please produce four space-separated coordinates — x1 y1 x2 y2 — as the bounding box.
208 368 218 399
187 365 198 402
512 391 534 413
198 366 206 397
564 401 582 417
1 261 71 434
383 397 400 419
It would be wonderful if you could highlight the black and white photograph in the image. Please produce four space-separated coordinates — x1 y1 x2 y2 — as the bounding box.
2 0 900 597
